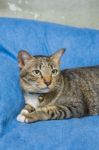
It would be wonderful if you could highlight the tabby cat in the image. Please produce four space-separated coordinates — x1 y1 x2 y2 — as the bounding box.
17 49 99 123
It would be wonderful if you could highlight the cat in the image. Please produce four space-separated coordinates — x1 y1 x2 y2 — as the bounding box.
17 48 99 123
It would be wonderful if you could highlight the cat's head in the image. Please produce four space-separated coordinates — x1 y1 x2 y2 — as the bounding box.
18 48 65 93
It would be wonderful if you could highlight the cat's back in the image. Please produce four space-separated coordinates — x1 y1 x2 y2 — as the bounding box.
62 66 99 79
61 66 99 105
62 66 99 90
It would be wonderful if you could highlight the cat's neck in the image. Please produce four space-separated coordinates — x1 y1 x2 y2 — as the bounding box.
53 74 64 101
45 74 64 104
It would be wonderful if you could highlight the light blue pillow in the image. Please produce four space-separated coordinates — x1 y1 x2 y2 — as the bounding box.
0 18 99 150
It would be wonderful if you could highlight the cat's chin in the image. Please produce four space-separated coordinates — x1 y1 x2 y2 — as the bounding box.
22 84 54 93
24 88 51 94
38 88 51 93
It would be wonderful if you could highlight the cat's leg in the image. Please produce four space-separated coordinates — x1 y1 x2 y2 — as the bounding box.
17 104 35 122
21 104 35 114
22 105 72 123
17 94 43 123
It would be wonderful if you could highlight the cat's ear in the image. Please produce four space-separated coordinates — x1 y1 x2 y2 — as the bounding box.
18 50 32 68
50 48 66 64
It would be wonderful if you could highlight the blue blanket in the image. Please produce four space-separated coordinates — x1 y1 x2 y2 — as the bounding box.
0 17 99 150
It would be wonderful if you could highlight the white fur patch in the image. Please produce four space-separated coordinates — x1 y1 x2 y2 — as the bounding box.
25 119 30 123
17 114 25 123
24 93 40 109
21 109 29 114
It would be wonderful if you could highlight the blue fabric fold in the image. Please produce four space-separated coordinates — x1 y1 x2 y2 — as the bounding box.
0 17 99 150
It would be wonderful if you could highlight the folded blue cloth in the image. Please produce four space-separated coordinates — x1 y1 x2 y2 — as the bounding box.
0 17 99 150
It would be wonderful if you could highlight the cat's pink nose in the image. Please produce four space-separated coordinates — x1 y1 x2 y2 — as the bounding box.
44 80 51 86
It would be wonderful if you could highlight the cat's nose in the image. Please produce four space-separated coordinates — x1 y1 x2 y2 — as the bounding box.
44 80 51 86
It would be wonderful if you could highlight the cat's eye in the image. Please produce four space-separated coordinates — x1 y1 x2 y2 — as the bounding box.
32 70 41 76
52 69 59 75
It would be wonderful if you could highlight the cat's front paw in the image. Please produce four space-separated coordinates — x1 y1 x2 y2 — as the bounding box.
16 109 29 123
17 114 35 123
17 114 26 123
17 111 38 123
22 113 38 123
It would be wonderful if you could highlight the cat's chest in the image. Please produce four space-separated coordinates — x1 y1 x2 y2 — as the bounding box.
24 93 40 109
